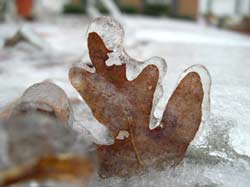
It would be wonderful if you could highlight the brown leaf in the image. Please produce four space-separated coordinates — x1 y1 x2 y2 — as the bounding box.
69 32 204 178
0 154 94 187
0 81 96 185
1 111 96 186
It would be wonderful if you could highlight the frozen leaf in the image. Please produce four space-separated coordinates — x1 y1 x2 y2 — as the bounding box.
69 17 211 178
0 113 95 186
0 82 96 186
11 82 72 125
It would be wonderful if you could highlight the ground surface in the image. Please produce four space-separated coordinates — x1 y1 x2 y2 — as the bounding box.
0 15 250 187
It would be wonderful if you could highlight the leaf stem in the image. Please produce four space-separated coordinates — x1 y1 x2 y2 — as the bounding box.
128 117 143 167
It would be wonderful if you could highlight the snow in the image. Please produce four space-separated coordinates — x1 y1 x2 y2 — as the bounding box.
1 15 250 186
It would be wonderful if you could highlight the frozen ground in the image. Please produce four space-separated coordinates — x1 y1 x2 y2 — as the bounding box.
0 15 250 186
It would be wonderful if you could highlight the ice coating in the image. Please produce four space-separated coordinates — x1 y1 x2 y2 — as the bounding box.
177 64 211 124
87 17 124 52
167 65 212 147
127 57 167 129
86 16 168 129
70 99 114 145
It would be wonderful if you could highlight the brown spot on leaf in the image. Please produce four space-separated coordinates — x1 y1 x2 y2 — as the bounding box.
69 32 204 177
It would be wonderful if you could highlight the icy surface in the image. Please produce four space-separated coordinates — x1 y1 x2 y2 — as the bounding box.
0 15 250 186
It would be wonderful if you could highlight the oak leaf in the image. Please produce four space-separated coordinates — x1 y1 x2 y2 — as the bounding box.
69 32 206 178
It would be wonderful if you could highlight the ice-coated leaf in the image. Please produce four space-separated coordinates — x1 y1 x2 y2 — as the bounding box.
11 81 72 125
69 17 211 178
0 113 95 186
0 82 96 186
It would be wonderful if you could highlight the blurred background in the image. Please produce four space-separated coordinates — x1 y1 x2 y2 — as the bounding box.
1 0 250 32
